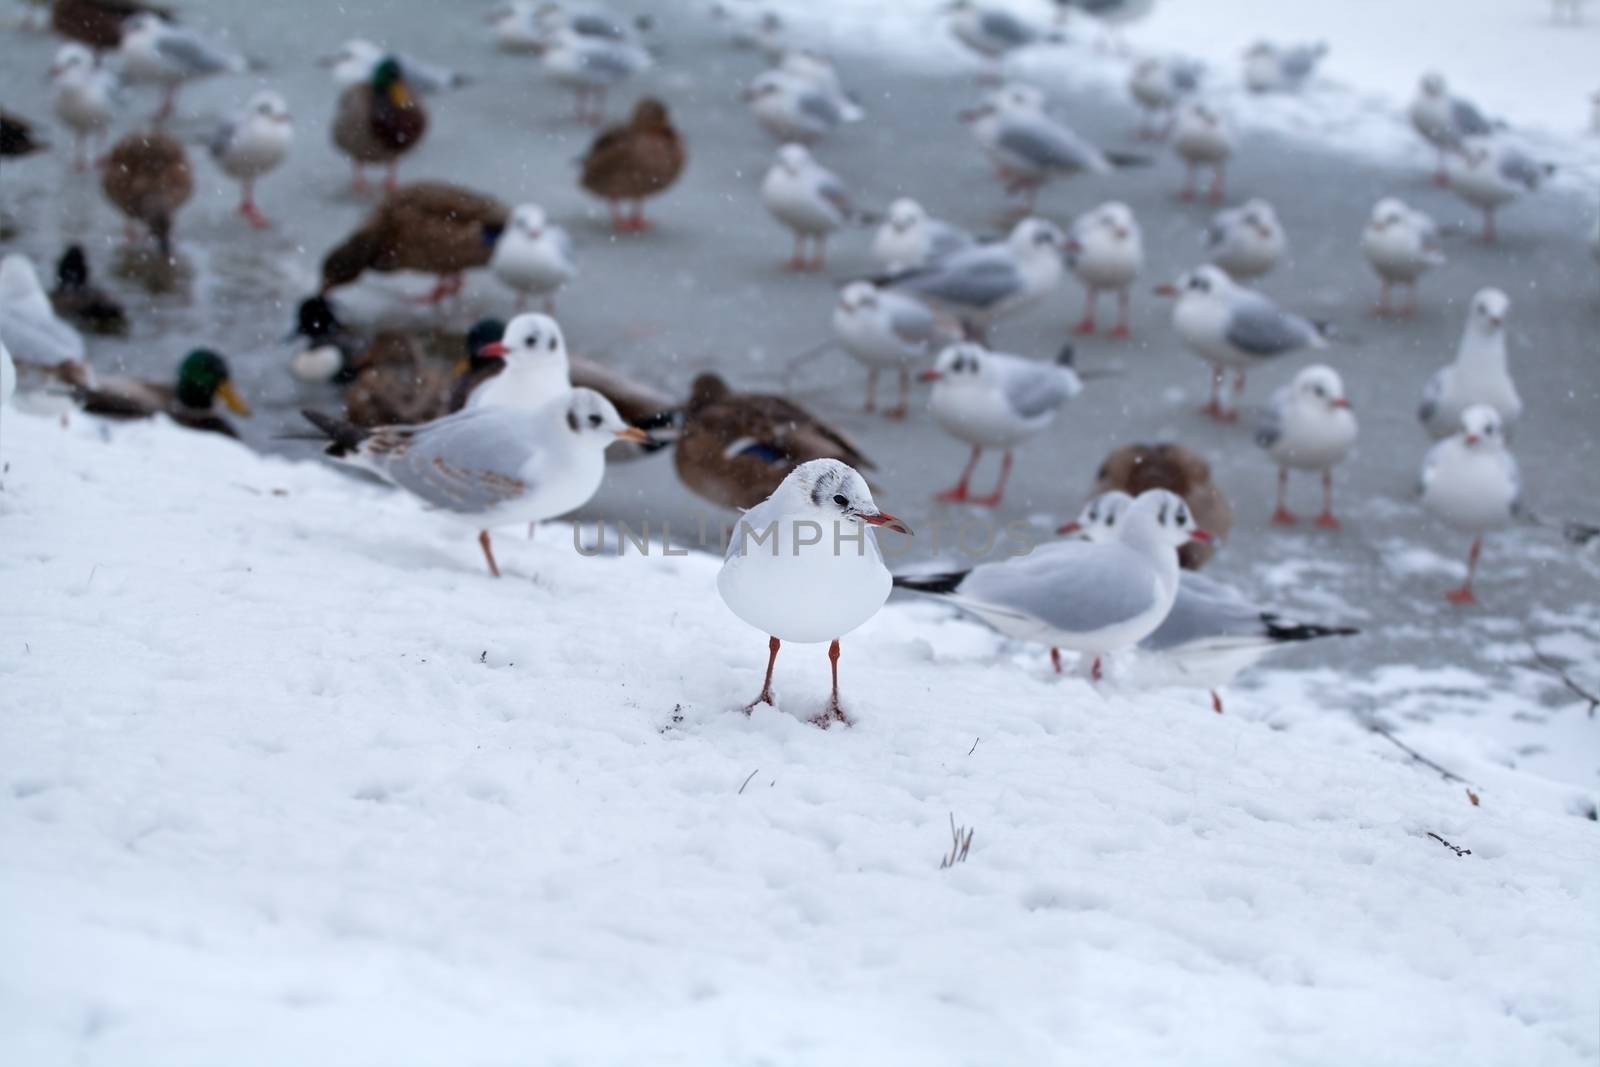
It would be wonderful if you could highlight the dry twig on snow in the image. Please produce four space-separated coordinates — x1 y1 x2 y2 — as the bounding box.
940 813 974 869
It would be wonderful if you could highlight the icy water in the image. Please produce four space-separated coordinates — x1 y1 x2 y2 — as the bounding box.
1 1 1596 795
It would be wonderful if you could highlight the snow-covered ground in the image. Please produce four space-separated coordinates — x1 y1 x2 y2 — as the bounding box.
3 414 1597 1064
774 0 1600 188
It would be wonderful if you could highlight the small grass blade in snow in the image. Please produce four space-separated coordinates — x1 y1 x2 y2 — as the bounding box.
940 813 974 869
1426 832 1472 857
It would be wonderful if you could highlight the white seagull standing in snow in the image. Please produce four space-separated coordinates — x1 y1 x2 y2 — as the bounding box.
1418 288 1521 439
531 28 652 124
884 216 1065 340
717 459 911 726
49 44 117 172
1361 197 1445 316
1446 137 1553 242
1203 198 1286 281
1060 490 1358 710
1408 73 1496 186
921 341 1083 506
1156 265 1327 421
870 198 974 273
465 313 574 411
1127 55 1201 139
832 282 960 418
1242 41 1326 93
489 204 578 312
741 67 857 145
960 82 1119 211
896 489 1208 682
208 90 294 229
945 0 1055 66
1419 404 1520 605
1172 101 1233 204
760 143 853 271
1255 364 1358 528
118 14 247 121
1066 200 1143 338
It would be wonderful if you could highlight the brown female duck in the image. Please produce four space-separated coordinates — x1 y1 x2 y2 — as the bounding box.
100 129 192 255
332 55 427 194
579 97 686 231
50 0 171 50
1090 441 1232 569
319 181 508 303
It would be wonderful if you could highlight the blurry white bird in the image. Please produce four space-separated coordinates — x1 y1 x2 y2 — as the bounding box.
870 198 974 272
760 143 853 271
1203 198 1285 280
1419 404 1520 604
1255 364 1358 528
718 459 911 725
1408 73 1496 186
1172 101 1233 204
1060 490 1358 710
1361 197 1444 316
208 90 293 229
883 216 1065 340
833 282 959 417
742 68 856 144
466 313 574 412
532 28 651 124
0 253 86 367
1128 55 1201 139
49 44 117 172
921 341 1082 506
322 38 468 94
1242 41 1326 93
1066 200 1143 338
535 1 645 44
961 83 1120 211
896 489 1209 681
709 3 786 54
487 2 545 51
776 51 862 117
488 204 577 312
1418 288 1521 439
1156 264 1326 421
118 13 247 120
1446 137 1553 242
945 0 1055 64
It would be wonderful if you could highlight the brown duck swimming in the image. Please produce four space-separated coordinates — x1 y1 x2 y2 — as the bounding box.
1090 441 1232 570
320 181 507 303
331 55 427 195
101 129 192 255
73 348 251 437
674 372 872 511
579 98 686 232
49 0 170 50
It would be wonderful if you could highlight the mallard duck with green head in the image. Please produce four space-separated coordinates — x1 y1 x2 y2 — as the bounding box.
332 55 427 195
75 348 251 437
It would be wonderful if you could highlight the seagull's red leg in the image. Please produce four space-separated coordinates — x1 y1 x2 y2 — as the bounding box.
1109 288 1131 338
1432 148 1449 186
785 232 807 270
1050 648 1062 674
1207 163 1226 204
1075 286 1098 334
1374 280 1392 317
864 368 878 414
1201 364 1226 419
1271 467 1298 525
1446 538 1481 605
970 450 1013 507
885 367 910 419
1481 207 1496 243
811 234 828 271
937 445 982 503
1090 655 1103 682
1402 283 1419 317
1315 469 1340 528
479 530 501 578
744 636 780 712
628 201 650 231
812 639 852 728
1210 690 1224 714
239 178 270 229
1179 161 1196 201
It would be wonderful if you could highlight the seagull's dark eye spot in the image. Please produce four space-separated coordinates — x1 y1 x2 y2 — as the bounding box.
832 494 849 508
588 414 603 427
1176 512 1188 526
525 335 538 348
548 336 558 351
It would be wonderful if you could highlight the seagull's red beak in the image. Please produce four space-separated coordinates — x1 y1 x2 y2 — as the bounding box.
1153 283 1179 297
862 511 912 535
1189 529 1213 543
477 341 509 359
1056 520 1082 535
1330 397 1350 409
1464 434 1480 446
917 370 942 382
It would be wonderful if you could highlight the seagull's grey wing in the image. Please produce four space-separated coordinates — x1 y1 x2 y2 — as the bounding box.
206 119 236 160
1202 219 1228 249
1417 366 1448 425
925 220 974 260
1279 45 1323 82
979 10 1034 46
1170 60 1203 93
1003 363 1080 418
892 251 1023 309
156 30 240 75
959 543 1160 636
1226 296 1316 356
1505 452 1522 517
998 118 1109 173
1254 390 1286 449
571 12 628 39
815 171 851 216
579 42 639 79
553 227 577 270
887 301 939 345
1499 148 1547 191
797 90 842 129
381 409 541 514
1141 578 1264 651
1450 97 1492 138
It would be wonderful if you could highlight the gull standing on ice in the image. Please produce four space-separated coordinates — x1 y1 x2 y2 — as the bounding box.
1156 265 1326 421
1446 137 1553 242
870 198 973 272
49 44 117 172
1203 198 1285 280
1255 364 1358 528
304 388 645 577
208 90 293 229
1418 288 1521 439
321 38 468 95
1408 73 1495 186
1066 200 1143 337
1361 197 1444 316
921 341 1083 506
743 54 862 144
718 459 911 726
945 0 1055 66
532 28 652 125
961 83 1120 211
833 282 959 418
1419 405 1520 604
1242 41 1326 94
760 143 853 271
896 489 1209 681
1172 101 1233 204
1128 55 1201 139
1061 490 1357 710
489 204 577 312
118 14 246 121
884 216 1064 340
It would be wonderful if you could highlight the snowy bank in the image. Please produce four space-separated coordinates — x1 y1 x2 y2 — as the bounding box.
1 413 1597 1065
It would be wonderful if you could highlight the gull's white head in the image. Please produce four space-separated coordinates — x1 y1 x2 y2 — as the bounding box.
1457 404 1505 450
565 387 648 448
1467 288 1509 335
1124 489 1212 551
886 198 926 232
1009 216 1064 254
1058 490 1134 540
50 43 95 80
1240 198 1278 235
1368 197 1408 230
1159 263 1234 302
1419 72 1446 97
246 90 292 124
776 142 812 172
510 203 549 237
782 459 911 534
838 280 878 314
923 342 992 387
1292 364 1350 411
1091 201 1137 241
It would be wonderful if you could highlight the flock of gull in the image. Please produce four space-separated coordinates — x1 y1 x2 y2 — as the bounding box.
0 0 1595 724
